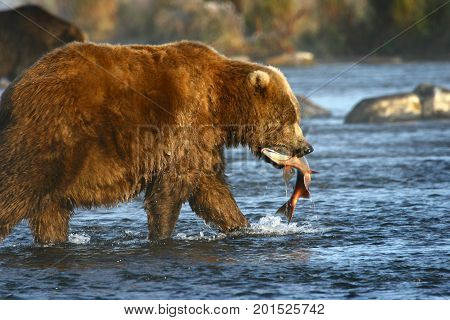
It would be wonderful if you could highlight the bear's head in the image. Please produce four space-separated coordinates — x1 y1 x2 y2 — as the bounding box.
239 66 313 163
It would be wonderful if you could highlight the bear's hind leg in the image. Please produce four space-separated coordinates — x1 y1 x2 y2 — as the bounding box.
29 203 72 244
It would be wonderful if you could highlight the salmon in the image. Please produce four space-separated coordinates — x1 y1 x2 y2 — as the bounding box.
261 148 317 223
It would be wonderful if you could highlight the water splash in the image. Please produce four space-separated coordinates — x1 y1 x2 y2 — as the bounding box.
174 231 226 241
174 214 321 241
248 215 302 235
124 230 140 236
68 233 91 244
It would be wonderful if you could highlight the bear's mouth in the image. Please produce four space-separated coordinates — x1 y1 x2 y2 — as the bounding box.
261 148 309 173
260 146 293 169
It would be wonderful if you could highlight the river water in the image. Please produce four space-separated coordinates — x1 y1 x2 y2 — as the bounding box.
0 62 449 299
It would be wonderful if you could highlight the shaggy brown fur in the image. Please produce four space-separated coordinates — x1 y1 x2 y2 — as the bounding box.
0 4 85 81
0 41 313 244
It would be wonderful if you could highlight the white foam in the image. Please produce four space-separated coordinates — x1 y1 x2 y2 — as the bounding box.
248 215 303 235
174 231 226 241
174 215 322 241
124 230 140 236
68 233 91 244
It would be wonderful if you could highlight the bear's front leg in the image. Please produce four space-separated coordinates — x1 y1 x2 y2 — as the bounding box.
144 175 186 240
189 174 248 233
28 202 71 244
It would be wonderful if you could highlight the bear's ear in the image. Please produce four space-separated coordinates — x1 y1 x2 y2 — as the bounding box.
248 70 270 93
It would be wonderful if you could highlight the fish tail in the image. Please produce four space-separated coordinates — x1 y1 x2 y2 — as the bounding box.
276 202 294 223
276 202 288 216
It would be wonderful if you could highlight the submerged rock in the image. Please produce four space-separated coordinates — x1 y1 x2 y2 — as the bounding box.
266 52 315 67
296 95 332 118
345 84 450 123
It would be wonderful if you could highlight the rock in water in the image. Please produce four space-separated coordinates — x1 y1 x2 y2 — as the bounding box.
0 78 9 89
265 52 315 67
345 93 421 123
345 83 450 123
296 95 332 118
414 83 450 119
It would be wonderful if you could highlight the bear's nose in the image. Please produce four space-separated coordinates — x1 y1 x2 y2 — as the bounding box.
304 144 314 155
294 144 314 157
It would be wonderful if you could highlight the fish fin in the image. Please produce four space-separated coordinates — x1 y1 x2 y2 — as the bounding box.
299 190 311 199
276 202 288 217
310 170 319 174
304 174 311 190
282 166 294 182
276 202 294 223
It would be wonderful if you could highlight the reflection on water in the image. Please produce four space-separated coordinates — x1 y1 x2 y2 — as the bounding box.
1 63 450 299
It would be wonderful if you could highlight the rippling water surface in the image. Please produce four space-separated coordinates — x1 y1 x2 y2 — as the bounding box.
1 63 449 299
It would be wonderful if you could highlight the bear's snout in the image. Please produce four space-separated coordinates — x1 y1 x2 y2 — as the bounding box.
304 144 314 155
295 143 314 157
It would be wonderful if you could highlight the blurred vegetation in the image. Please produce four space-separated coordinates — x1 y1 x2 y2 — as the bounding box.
6 0 450 59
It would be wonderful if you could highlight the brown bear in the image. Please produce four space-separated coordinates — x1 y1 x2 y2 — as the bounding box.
0 41 313 244
0 4 85 81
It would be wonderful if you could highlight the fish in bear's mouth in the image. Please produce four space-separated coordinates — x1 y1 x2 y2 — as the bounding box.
261 148 318 223
259 145 292 169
